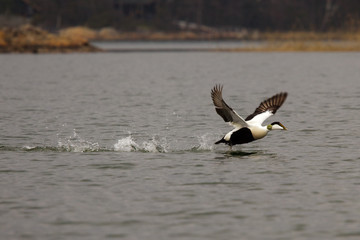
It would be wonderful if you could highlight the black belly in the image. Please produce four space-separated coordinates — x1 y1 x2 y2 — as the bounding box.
230 128 255 145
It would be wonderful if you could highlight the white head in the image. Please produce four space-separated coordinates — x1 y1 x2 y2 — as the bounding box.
267 122 287 131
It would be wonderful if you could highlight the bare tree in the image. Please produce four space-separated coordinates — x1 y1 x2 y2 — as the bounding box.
321 0 339 30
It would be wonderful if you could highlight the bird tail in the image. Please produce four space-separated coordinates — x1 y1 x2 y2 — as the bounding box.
215 138 226 144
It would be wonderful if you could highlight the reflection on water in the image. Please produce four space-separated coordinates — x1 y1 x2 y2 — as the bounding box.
0 49 360 240
91 40 264 52
225 150 265 157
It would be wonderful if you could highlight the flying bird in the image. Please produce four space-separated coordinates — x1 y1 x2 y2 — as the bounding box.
211 84 288 149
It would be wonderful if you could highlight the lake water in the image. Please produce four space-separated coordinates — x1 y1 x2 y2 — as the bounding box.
1 44 360 240
92 40 263 52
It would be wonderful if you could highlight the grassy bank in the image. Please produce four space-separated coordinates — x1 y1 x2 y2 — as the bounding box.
1 25 360 52
222 40 360 52
60 26 360 41
260 31 360 41
0 25 99 53
61 26 360 52
59 26 251 41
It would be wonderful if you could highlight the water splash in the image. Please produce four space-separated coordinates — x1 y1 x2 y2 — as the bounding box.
113 133 217 153
189 133 216 152
114 135 168 153
57 130 101 152
197 133 215 151
22 145 61 152
1 132 217 153
113 135 140 152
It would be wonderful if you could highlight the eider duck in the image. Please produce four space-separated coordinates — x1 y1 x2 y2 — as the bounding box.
211 84 288 149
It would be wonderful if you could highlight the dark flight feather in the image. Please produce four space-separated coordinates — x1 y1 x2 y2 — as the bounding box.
211 84 238 123
245 92 288 121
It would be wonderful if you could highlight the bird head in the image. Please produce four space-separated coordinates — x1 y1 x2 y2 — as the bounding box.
267 122 287 131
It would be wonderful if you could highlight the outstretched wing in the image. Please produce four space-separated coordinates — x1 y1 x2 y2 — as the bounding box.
245 92 288 124
211 84 248 128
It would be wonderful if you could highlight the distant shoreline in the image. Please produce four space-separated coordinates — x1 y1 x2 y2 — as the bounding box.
94 39 360 53
0 25 100 53
1 25 360 53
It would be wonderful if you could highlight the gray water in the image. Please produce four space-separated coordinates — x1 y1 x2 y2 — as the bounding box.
91 40 263 52
1 49 360 240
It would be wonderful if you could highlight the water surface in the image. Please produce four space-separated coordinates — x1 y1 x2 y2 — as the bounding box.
1 47 360 239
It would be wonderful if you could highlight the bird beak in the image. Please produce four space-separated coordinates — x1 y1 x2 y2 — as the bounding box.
280 123 287 130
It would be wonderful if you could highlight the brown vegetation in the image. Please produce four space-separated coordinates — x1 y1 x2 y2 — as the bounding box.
56 26 253 41
224 31 360 52
59 26 360 43
260 31 360 41
111 31 253 41
59 27 98 41
1 24 360 53
0 25 100 53
223 41 360 52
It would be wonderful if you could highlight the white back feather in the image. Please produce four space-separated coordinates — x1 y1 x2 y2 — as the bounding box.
246 110 273 126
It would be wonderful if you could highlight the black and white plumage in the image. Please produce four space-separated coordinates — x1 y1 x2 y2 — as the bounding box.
211 84 288 147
